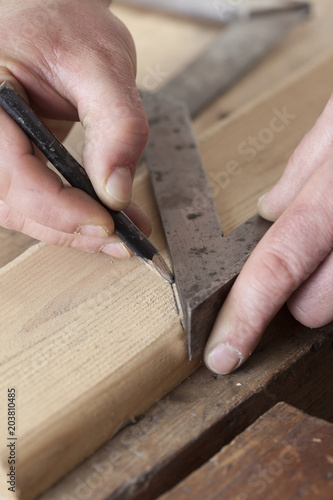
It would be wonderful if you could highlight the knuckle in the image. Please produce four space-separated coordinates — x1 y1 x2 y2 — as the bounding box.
229 313 260 356
102 111 149 153
120 115 149 150
0 202 26 234
255 248 301 299
109 14 137 68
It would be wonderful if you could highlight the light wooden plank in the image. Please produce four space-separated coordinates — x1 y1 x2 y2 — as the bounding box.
193 0 333 135
0 228 36 268
199 50 333 235
0 238 199 500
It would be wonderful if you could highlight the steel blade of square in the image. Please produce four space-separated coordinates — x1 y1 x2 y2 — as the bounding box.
141 8 308 359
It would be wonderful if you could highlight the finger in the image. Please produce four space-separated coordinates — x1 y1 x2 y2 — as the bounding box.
124 201 153 239
3 5 148 211
33 118 74 164
204 157 333 375
287 251 333 328
0 63 79 122
0 72 151 258
0 111 115 237
1 6 150 248
258 94 333 221
0 69 114 239
0 199 151 259
50 11 149 212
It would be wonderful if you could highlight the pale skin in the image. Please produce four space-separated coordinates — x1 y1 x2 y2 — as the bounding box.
1 0 332 375
0 0 151 259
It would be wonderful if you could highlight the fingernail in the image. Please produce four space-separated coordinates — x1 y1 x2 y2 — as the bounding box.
257 191 278 222
102 243 131 259
105 168 132 206
258 192 268 205
76 225 109 238
206 344 241 375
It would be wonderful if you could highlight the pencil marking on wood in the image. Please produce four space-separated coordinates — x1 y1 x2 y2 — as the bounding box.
171 283 186 332
171 282 181 317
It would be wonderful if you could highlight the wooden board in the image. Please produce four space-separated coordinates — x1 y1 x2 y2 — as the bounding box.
0 229 36 269
38 307 333 500
1 50 333 500
160 402 333 499
112 0 333 136
193 0 333 135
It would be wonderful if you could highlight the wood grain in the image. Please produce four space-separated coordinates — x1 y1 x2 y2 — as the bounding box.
0 240 199 500
160 402 333 500
199 51 333 235
38 307 333 500
0 229 36 268
193 0 333 135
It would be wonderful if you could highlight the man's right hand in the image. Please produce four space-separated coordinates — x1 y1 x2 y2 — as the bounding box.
0 0 150 258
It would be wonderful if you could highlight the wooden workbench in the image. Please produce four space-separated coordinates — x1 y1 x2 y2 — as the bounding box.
1 1 333 499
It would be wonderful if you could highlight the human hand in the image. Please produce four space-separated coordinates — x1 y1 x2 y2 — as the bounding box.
204 94 333 374
0 0 150 258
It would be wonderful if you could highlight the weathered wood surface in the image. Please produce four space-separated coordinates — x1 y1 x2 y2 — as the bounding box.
160 402 333 500
37 52 333 500
39 308 333 500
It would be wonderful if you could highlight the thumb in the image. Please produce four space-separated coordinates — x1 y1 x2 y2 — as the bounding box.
258 94 333 222
58 13 149 211
79 79 149 212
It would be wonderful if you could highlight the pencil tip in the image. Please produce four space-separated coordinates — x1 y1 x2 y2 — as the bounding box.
152 253 174 284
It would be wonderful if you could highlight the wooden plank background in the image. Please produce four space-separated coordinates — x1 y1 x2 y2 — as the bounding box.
160 402 333 500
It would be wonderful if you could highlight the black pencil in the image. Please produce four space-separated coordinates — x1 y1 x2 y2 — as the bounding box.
0 81 174 284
